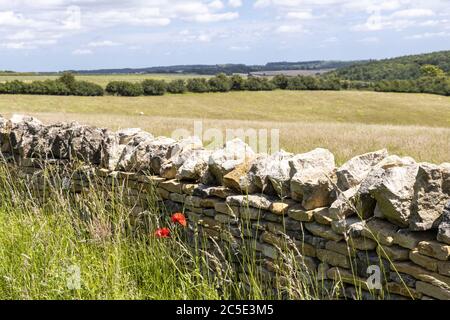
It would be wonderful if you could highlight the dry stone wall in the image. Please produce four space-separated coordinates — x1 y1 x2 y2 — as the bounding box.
1 114 449 300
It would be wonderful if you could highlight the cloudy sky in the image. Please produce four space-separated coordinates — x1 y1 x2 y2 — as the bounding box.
1 0 450 71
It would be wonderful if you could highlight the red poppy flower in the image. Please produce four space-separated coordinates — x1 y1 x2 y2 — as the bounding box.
154 228 170 238
171 213 187 227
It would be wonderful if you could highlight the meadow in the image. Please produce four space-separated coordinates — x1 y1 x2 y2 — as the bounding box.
0 89 449 164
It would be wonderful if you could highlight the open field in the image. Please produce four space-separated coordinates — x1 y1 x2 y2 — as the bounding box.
0 90 449 164
0 73 209 88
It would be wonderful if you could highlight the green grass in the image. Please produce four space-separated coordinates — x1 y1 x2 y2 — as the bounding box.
0 163 416 300
0 74 209 88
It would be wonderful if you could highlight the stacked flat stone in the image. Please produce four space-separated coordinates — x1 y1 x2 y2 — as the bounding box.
1 114 449 300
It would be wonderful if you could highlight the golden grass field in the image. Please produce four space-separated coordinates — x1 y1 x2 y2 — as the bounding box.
0 90 449 165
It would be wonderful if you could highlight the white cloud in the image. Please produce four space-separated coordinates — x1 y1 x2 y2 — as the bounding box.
391 8 434 18
72 49 93 55
88 40 122 47
359 36 380 43
286 11 314 20
406 32 450 39
209 0 224 10
189 12 239 23
276 24 304 33
229 45 250 51
228 0 242 8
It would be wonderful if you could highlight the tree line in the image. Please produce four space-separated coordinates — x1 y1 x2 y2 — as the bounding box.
1 69 449 97
0 73 104 96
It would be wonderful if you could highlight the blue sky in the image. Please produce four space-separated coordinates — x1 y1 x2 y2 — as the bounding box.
1 0 450 71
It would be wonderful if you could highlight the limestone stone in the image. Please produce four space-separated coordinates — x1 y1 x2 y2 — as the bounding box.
226 194 273 211
410 163 450 231
176 149 211 181
199 197 222 208
438 261 450 277
116 131 157 172
208 186 237 199
159 179 183 194
239 206 266 220
326 267 368 289
355 250 391 281
208 138 255 184
305 222 343 242
392 229 435 250
328 186 359 220
294 241 317 257
215 213 239 225
289 148 336 210
184 195 203 208
260 243 279 260
181 183 198 195
410 249 439 272
418 240 450 261
4 114 44 158
287 204 315 222
169 192 185 203
437 201 450 245
347 237 377 251
223 159 258 193
377 245 410 261
317 249 350 268
389 272 417 288
197 217 222 230
336 149 388 191
368 156 419 227
416 281 450 300
269 199 296 216
159 137 203 179
214 202 239 217
361 218 398 246
325 241 356 257
331 217 366 237
393 262 450 288
386 282 422 299
251 150 293 197
312 207 333 225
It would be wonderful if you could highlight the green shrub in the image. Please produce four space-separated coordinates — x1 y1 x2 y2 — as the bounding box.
71 81 104 96
167 80 187 94
186 78 210 93
244 77 275 91
106 81 143 96
230 75 245 91
58 72 77 91
142 79 167 96
271 75 290 89
208 73 232 92
286 76 307 90
0 80 29 94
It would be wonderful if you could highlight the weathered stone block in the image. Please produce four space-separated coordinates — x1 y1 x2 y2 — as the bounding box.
304 222 343 242
417 241 450 261
317 249 350 268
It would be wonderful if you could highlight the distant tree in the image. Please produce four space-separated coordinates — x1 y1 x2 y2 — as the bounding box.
286 76 307 90
142 79 167 96
208 73 232 92
271 75 289 89
186 78 210 93
420 64 446 78
244 77 275 91
106 81 143 96
230 75 245 90
71 81 104 96
58 72 77 91
167 80 187 94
